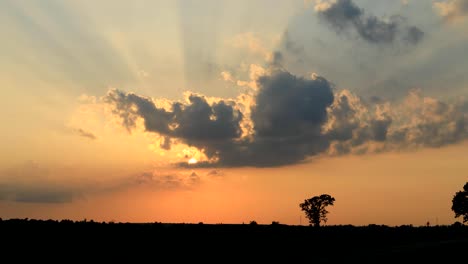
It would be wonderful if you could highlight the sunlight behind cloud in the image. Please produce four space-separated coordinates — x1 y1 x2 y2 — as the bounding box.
188 157 198 165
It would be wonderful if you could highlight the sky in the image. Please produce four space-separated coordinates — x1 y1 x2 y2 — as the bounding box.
1 0 468 226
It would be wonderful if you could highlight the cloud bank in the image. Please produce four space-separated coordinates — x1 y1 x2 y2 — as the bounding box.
314 0 424 45
325 90 468 155
0 161 211 203
105 68 468 168
105 70 334 167
0 161 78 203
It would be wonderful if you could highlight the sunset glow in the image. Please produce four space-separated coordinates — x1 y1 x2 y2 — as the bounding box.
1 0 468 227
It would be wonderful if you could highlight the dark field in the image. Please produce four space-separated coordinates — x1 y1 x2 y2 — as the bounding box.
1 219 467 263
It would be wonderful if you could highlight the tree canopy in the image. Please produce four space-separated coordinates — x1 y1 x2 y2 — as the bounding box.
452 182 468 224
300 194 335 227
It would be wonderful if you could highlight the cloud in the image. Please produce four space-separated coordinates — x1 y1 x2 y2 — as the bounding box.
106 70 335 167
160 136 172 150
73 128 97 140
0 184 75 203
105 71 468 168
236 64 267 90
274 31 307 66
0 161 208 204
104 89 244 144
252 71 334 138
207 170 223 177
314 0 424 45
220 71 235 83
0 161 78 203
325 90 468 155
135 170 201 190
434 0 468 21
229 32 272 60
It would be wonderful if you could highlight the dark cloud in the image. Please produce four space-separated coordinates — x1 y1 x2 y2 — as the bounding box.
270 51 285 67
213 71 334 167
404 26 425 45
104 90 243 142
318 0 362 31
172 95 243 141
9 188 74 203
74 128 97 140
106 73 468 167
252 71 333 137
160 137 171 150
104 90 174 133
370 119 392 141
317 0 424 45
107 70 334 167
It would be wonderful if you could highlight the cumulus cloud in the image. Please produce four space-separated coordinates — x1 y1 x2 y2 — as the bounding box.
252 71 334 138
105 71 468 168
434 0 468 21
104 89 243 143
325 90 468 155
314 0 424 45
106 70 335 167
236 64 267 90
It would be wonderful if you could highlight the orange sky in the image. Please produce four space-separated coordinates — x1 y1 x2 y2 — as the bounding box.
2 141 466 226
1 1 468 226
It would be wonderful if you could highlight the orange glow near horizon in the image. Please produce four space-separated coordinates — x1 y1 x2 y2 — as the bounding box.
1 142 467 226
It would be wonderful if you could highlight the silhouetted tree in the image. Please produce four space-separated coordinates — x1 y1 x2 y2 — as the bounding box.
300 194 335 227
452 182 468 224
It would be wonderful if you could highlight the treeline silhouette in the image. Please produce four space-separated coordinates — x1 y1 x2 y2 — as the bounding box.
1 218 467 263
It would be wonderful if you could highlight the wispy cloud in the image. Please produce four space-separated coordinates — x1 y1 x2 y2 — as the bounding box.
134 170 202 190
73 128 97 140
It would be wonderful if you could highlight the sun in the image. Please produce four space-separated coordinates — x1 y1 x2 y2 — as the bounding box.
188 157 198 164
